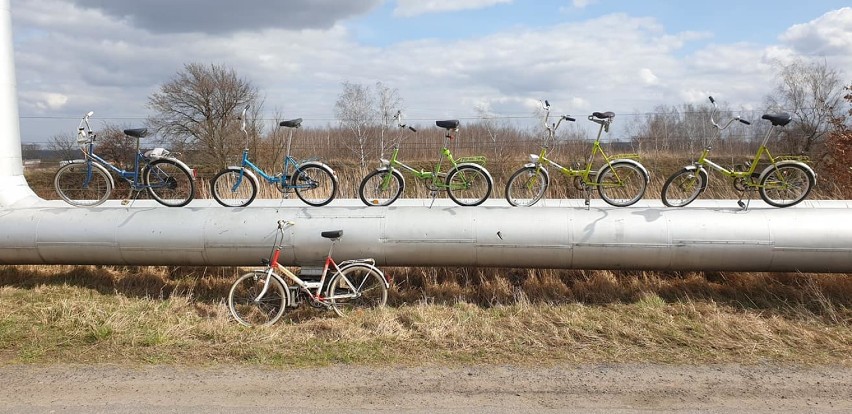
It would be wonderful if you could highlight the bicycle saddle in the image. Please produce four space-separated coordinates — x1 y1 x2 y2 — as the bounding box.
321 230 343 239
592 111 615 120
436 120 460 130
279 118 303 128
124 128 148 138
761 113 791 127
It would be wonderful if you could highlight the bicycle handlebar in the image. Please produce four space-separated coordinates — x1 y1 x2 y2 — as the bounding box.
708 96 750 131
240 105 249 134
394 110 417 132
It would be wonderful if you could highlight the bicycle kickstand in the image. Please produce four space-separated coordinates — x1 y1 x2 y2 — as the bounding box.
428 190 438 209
583 187 591 210
121 189 143 207
736 192 751 211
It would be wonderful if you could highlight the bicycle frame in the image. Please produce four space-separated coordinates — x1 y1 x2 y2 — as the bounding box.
530 105 637 187
378 125 485 191
254 223 365 304
232 150 313 190
77 132 153 190
692 128 789 184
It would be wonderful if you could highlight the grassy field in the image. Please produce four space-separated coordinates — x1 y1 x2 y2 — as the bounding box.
1 265 850 366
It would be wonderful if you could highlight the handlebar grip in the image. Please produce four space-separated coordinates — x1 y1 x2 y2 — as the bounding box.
408 126 417 132
563 116 576 122
708 96 715 104
738 118 751 125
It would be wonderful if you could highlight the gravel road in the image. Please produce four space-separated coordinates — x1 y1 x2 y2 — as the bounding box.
1 363 850 413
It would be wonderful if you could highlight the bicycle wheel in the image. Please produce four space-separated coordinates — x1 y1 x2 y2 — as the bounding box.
211 168 257 207
759 164 814 207
661 168 707 207
292 165 337 207
326 265 387 317
505 166 548 207
597 162 648 207
446 165 492 206
228 271 288 326
144 159 195 207
54 162 112 207
358 169 404 206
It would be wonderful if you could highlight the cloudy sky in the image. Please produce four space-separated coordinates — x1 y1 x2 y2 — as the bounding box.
9 0 852 144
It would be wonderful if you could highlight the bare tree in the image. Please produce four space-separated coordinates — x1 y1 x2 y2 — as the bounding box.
375 81 403 157
47 133 78 161
147 63 260 167
334 81 377 167
766 59 845 153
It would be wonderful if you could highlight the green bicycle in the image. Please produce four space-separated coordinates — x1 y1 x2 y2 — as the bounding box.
505 100 649 207
358 112 493 206
661 96 816 208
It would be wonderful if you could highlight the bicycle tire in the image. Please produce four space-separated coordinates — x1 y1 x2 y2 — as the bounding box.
292 164 337 207
446 165 492 206
228 270 288 326
54 162 112 207
505 166 548 207
759 164 814 207
661 168 707 207
358 169 404 206
326 265 388 317
211 168 258 207
144 158 195 207
597 162 648 207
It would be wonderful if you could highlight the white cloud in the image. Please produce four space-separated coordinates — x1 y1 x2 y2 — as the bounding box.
393 0 513 17
780 7 852 57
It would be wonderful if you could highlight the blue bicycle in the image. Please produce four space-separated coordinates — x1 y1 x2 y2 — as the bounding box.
210 106 338 207
54 111 196 207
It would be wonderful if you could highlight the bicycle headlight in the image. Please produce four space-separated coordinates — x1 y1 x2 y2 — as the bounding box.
529 154 540 163
379 158 390 167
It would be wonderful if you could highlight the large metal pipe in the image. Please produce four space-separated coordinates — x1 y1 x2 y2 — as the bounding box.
0 199 851 272
1 1 850 272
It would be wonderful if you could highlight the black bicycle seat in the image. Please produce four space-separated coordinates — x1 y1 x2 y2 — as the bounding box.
592 111 615 120
761 113 791 127
124 128 148 138
321 230 343 239
279 118 303 128
436 120 460 130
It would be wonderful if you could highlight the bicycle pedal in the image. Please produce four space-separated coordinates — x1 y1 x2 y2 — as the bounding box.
121 199 130 206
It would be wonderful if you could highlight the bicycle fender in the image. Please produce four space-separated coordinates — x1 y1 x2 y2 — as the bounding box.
372 167 406 192
64 160 116 190
597 159 650 183
229 167 260 188
680 165 709 192
757 160 817 183
338 262 390 288
522 163 551 184
296 161 339 182
454 162 494 184
156 157 195 178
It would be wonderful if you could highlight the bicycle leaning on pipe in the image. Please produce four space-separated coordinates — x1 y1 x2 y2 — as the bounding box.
228 220 388 326
54 111 196 207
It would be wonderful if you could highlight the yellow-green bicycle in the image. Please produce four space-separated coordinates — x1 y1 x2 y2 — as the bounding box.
661 96 816 208
505 100 649 207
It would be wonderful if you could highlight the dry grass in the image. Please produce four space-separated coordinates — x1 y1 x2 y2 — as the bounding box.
1 265 850 366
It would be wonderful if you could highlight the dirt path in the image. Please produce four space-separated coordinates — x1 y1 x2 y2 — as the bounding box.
0 363 850 413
